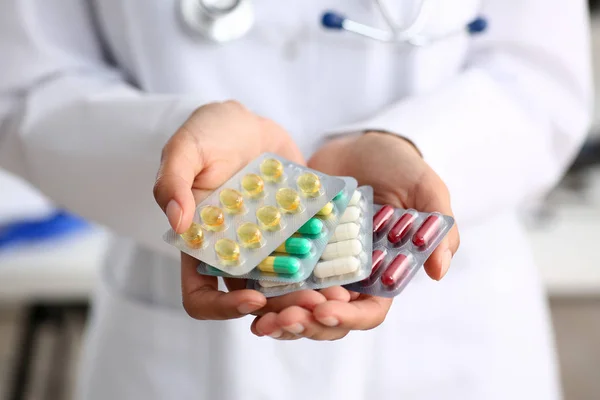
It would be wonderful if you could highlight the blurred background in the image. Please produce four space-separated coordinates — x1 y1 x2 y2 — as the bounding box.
2 5 600 400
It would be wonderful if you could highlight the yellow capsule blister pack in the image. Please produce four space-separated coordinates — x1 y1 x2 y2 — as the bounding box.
163 153 346 276
196 177 358 283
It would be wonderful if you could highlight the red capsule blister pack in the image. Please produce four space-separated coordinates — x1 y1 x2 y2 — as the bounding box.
344 204 454 298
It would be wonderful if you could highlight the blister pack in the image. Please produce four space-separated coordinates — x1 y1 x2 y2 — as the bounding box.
344 205 454 298
197 178 359 282
249 186 374 297
310 185 373 288
163 153 346 276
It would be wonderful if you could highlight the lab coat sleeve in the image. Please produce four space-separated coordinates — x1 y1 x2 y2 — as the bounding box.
331 0 593 225
0 1 200 258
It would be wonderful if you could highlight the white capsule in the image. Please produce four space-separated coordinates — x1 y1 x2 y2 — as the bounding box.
321 239 362 260
314 257 360 278
329 222 360 243
339 206 361 223
259 280 293 288
349 191 362 206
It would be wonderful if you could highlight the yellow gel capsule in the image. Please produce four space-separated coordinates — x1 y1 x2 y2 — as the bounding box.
296 172 321 197
215 238 240 264
256 205 282 231
237 222 263 248
241 173 264 197
260 158 284 182
200 206 225 231
317 202 334 216
276 188 301 213
180 222 204 249
219 188 244 212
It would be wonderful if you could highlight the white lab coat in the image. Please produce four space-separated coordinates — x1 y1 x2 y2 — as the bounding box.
0 0 592 399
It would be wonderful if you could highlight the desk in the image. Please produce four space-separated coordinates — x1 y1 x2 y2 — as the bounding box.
0 229 110 303
526 204 600 297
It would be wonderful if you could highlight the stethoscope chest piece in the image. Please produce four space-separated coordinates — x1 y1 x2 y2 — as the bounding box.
180 0 254 43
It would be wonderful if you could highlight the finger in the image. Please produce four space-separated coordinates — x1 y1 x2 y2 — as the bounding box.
349 291 361 301
253 312 279 337
424 225 458 280
277 306 350 341
255 290 327 316
154 124 204 233
181 253 266 320
250 315 264 336
312 297 393 331
253 312 298 340
414 175 460 281
318 286 351 302
423 223 460 281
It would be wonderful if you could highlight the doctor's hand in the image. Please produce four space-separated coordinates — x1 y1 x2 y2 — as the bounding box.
309 132 460 280
154 100 308 320
250 132 459 340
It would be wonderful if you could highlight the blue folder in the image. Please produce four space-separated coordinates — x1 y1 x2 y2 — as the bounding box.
0 211 89 250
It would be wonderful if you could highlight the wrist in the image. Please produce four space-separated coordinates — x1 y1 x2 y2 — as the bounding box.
364 130 422 158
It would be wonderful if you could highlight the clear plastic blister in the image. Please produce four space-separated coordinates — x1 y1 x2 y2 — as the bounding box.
163 153 346 276
344 204 455 298
252 280 307 296
308 185 373 288
249 186 374 297
197 177 358 282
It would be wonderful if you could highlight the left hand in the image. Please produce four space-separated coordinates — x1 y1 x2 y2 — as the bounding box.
155 101 308 320
251 132 460 341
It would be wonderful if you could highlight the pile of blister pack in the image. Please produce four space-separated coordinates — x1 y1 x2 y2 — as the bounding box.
163 153 454 298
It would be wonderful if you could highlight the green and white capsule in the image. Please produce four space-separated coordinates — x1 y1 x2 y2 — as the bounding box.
297 218 323 235
317 202 334 216
333 191 345 201
274 237 312 255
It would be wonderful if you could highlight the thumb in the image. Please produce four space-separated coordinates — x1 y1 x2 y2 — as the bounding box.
414 174 460 281
154 129 204 233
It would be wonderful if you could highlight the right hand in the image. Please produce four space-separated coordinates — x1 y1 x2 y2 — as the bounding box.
154 100 316 320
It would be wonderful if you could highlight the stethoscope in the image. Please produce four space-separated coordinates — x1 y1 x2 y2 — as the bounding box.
179 0 488 44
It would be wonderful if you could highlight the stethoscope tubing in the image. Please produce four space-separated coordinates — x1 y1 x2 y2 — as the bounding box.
182 0 488 44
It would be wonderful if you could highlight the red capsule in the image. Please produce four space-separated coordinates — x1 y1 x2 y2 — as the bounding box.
387 212 417 244
361 249 387 287
370 249 387 277
381 254 411 287
373 205 395 233
412 215 442 247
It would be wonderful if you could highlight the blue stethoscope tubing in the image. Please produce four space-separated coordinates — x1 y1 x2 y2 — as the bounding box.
321 9 488 44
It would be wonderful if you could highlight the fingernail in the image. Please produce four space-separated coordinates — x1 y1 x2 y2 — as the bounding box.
440 249 452 279
166 200 182 232
237 302 263 315
268 329 283 338
283 323 305 334
317 316 339 327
